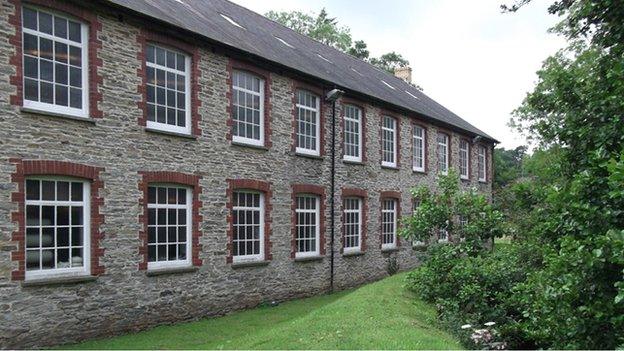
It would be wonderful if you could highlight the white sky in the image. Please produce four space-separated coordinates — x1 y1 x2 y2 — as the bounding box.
230 0 566 149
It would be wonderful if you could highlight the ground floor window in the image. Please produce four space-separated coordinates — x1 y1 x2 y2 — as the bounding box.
25 178 90 279
232 190 264 262
343 197 362 252
147 184 192 268
295 194 320 257
381 199 397 249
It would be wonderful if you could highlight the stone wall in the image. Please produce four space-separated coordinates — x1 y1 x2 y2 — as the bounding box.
0 1 493 348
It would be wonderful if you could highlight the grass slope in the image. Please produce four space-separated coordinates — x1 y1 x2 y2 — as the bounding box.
63 272 460 350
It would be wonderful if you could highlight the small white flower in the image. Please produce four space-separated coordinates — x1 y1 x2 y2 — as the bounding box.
484 321 496 327
461 324 472 329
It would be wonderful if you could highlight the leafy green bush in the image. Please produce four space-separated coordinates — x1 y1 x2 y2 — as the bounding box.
405 242 544 349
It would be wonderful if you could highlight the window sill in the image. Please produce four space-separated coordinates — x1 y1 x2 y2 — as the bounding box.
343 159 364 166
145 127 197 140
478 180 488 184
295 152 323 160
21 274 97 287
231 260 270 269
412 169 427 174
342 250 365 257
21 107 96 124
146 266 198 277
231 140 269 151
460 177 471 182
381 165 400 171
294 255 324 262
381 247 400 253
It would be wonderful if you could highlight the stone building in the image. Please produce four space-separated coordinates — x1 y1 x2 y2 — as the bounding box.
0 0 496 348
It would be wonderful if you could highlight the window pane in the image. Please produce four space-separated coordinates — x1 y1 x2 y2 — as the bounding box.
23 8 37 30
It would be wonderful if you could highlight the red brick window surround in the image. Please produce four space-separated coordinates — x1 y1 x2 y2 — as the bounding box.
412 123 427 173
9 159 105 281
226 58 272 149
225 179 273 264
381 113 401 169
380 191 401 250
341 188 368 254
291 184 326 259
137 29 201 137
8 0 103 119
292 81 325 157
138 171 203 270
341 98 367 163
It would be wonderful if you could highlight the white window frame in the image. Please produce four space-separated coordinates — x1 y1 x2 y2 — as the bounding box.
24 177 91 281
478 145 487 182
22 6 90 118
459 139 470 180
232 70 265 146
381 198 397 250
343 197 362 254
295 90 321 156
232 191 265 263
381 116 397 168
146 184 192 271
437 132 449 175
413 125 425 172
343 104 363 163
438 228 449 243
294 194 321 258
145 43 191 135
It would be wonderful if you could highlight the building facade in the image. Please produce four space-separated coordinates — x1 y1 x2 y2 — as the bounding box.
0 0 495 348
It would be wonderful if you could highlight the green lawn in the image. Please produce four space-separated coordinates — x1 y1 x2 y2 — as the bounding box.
62 272 460 350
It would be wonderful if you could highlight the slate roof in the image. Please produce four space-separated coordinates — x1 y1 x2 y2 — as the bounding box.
105 0 497 142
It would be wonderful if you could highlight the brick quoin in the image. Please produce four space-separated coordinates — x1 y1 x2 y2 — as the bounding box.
8 0 103 118
412 121 429 173
225 179 273 263
340 97 367 163
9 159 105 281
379 190 402 248
340 187 368 253
137 171 203 270
290 184 327 258
291 80 325 156
225 58 273 148
136 29 202 136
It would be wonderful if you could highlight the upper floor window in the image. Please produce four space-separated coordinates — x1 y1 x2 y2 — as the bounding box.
295 195 320 258
22 7 89 118
459 139 470 180
381 199 397 249
146 44 191 134
381 116 397 168
232 190 264 262
343 197 362 253
232 70 264 146
344 105 362 162
413 125 425 172
437 132 449 175
295 90 320 156
25 178 90 280
146 185 191 269
478 145 487 182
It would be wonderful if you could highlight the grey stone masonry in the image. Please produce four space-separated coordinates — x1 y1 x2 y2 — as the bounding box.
0 1 494 348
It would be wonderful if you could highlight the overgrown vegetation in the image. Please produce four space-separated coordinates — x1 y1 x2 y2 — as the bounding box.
401 0 624 348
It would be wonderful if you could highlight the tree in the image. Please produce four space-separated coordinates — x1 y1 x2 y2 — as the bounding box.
369 52 409 73
266 9 411 74
400 171 504 255
492 145 527 190
347 40 369 60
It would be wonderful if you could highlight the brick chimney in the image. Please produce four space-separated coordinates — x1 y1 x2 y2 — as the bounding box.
394 66 412 83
